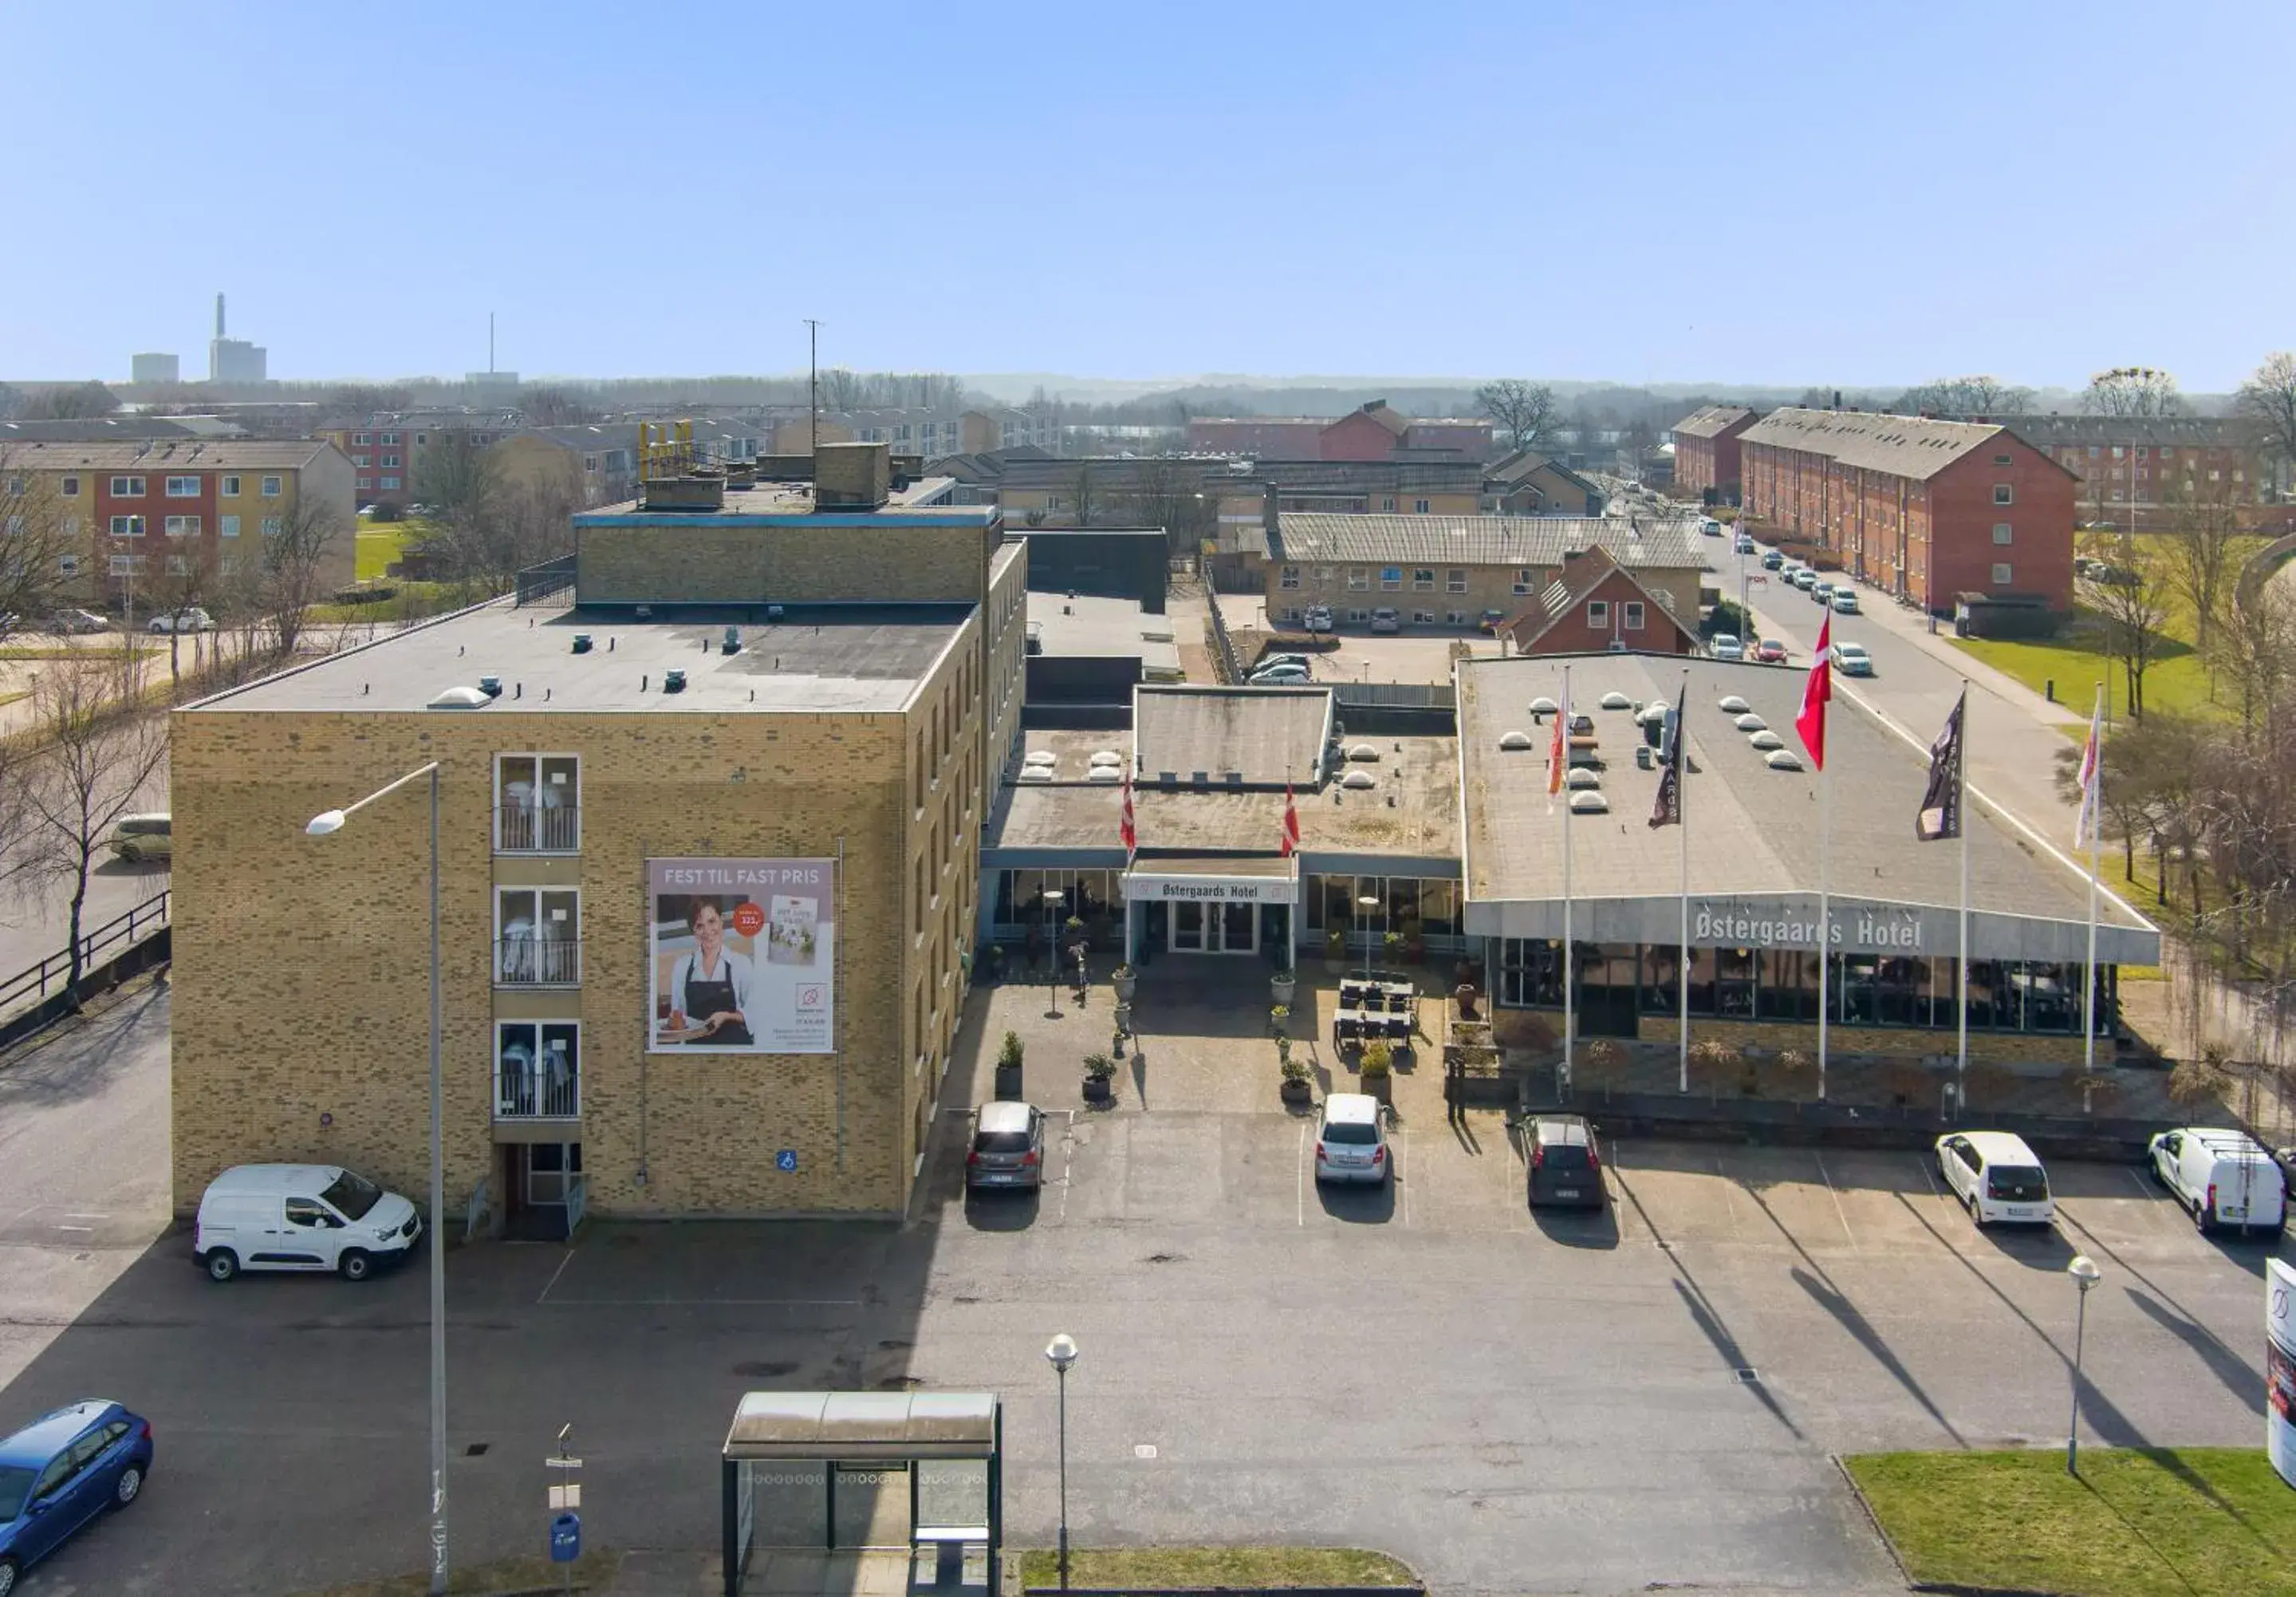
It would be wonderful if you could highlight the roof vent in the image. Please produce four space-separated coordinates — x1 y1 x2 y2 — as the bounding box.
1347 742 1380 762
1734 712 1767 731
572 633 593 654
1569 791 1609 813
1718 695 1751 713
426 685 492 709
1159 771 1179 787
1749 730 1784 750
1764 748 1804 771
1224 771 1243 787
721 626 741 656
1089 750 1123 767
766 603 785 622
477 675 502 698
1087 767 1121 783
1016 766 1053 783
1023 750 1057 767
1192 771 1209 788
1529 695 1559 715
1499 730 1535 750
663 668 687 693
1565 767 1600 790
1341 769 1376 789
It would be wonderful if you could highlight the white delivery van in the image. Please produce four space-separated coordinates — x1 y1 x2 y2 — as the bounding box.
194 1164 422 1282
2148 1127 2288 1237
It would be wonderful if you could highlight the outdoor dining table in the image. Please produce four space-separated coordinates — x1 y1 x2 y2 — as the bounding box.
1331 984 1416 1047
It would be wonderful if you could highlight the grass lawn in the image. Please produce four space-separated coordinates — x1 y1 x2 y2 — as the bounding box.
293 1548 623 1595
1845 1448 2296 1597
1951 621 2217 720
1016 1547 1417 1589
354 515 429 582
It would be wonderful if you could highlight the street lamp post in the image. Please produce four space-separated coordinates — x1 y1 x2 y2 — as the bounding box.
1357 893 1379 980
1043 889 1065 1018
2066 1254 2101 1476
1045 1333 1078 1592
308 763 447 1595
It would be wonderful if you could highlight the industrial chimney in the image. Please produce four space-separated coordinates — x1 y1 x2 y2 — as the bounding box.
215 292 225 339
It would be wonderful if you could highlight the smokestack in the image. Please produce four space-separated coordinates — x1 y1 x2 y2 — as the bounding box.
215 292 225 339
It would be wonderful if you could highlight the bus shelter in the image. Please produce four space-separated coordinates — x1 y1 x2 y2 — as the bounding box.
721 1390 1002 1597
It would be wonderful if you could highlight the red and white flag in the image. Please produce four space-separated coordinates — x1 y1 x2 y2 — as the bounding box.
1119 767 1137 858
1280 783 1300 858
1794 614 1833 770
2074 700 2103 847
1546 670 1572 797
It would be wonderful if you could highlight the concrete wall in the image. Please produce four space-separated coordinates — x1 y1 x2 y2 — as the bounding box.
574 515 998 607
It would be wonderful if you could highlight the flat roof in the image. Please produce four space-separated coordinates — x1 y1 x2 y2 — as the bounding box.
189 598 970 715
1132 685 1330 788
1026 593 1181 676
723 1390 998 1461
986 724 1459 861
573 483 988 522
1456 653 2157 960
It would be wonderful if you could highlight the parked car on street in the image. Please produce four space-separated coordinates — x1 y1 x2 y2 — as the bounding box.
1257 653 1312 672
1832 641 1873 677
1249 664 1311 686
1710 633 1744 661
1789 567 1819 590
194 1164 422 1281
1698 518 1723 537
1302 605 1333 633
1369 608 1401 634
1830 590 1861 614
1810 582 1836 607
1734 534 1755 554
1935 1131 2054 1228
1754 638 1789 664
46 609 111 635
104 814 171 863
0 1399 154 1594
1313 1093 1390 1186
965 1102 1046 1192
1760 550 1785 570
148 608 215 634
1526 1114 1605 1209
2147 1126 2287 1236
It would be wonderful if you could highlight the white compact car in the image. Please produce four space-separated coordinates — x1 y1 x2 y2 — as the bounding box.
1313 1093 1390 1186
1936 1131 2055 1228
195 1164 423 1282
2147 1126 2287 1237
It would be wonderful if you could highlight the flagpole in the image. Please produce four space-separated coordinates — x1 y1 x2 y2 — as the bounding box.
1677 665 1691 1095
1817 716 1832 1102
2083 683 2104 1077
1562 664 1575 1095
1956 682 1970 1096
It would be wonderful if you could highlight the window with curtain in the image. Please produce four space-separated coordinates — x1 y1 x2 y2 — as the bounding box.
1498 938 1562 1007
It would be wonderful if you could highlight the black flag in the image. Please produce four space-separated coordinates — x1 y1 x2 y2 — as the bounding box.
1648 683 1687 829
1916 690 1965 841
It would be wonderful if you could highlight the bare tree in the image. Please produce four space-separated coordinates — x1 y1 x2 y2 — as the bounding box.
262 493 350 657
518 385 602 426
14 660 170 996
0 451 96 625
2083 537 2172 717
143 543 218 699
2236 351 2296 495
16 381 120 420
1476 380 1561 449
817 369 866 413
325 383 412 415
2158 471 2245 653
1117 458 1215 557
2083 366 2184 418
2209 577 2296 737
412 428 498 522
1895 375 2035 416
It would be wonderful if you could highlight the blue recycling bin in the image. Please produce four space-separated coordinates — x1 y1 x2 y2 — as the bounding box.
550 1511 581 1563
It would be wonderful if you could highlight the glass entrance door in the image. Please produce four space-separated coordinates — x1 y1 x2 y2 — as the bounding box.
1169 898 1262 953
1220 901 1256 955
1172 901 1207 952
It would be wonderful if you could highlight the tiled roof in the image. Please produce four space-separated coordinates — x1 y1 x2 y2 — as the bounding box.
1502 546 1700 653
1268 514 1706 571
1670 405 1756 440
1990 414 2260 451
0 437 336 470
1736 408 2012 480
1254 459 1482 492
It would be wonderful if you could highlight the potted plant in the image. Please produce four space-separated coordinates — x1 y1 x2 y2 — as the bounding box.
1111 1023 1127 1060
1112 963 1137 1003
1359 1039 1394 1106
983 943 1007 985
1270 957 1296 1007
1400 916 1425 964
1082 1051 1117 1106
1324 927 1346 974
994 1031 1024 1100
1453 981 1480 1021
1270 1003 1290 1039
1278 1035 1313 1106
1381 930 1404 971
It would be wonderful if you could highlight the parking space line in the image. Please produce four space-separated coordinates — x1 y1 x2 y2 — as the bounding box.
2124 1166 2156 1201
1057 1110 1075 1224
1398 1127 1410 1228
1814 1153 1856 1250
1918 1153 1944 1201
538 1247 577 1305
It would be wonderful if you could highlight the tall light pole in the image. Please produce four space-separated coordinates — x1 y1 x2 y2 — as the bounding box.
2066 1254 2101 1476
308 762 447 1595
1043 889 1065 1018
1045 1334 1077 1592
1357 893 1379 980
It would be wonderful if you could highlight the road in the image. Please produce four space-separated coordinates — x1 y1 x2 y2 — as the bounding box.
0 758 170 994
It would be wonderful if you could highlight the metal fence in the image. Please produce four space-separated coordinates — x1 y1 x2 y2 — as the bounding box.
0 889 171 1023
1202 586 1242 683
1332 682 1457 711
513 554 577 609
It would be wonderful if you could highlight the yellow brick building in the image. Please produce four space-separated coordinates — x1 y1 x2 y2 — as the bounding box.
171 444 1023 1225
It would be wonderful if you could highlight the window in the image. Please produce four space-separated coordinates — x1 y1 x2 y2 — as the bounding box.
1446 610 1469 626
220 475 241 497
415 432 427 445
1513 568 1535 594
1992 453 2011 466
2 516 18 537
495 1021 579 1118
1380 566 1403 590
381 453 400 468
2087 445 2101 459
356 478 372 491
108 554 147 576
108 515 145 537
1992 484 2013 505
1412 568 1435 590
1414 498 1432 514
353 432 372 445
2111 446 2125 459
1279 565 1301 590
582 454 599 472
1345 608 1369 625
1315 566 1334 586
380 475 401 490
220 515 240 538
1587 599 1609 628
1044 495 1065 511
108 475 145 497
60 475 79 497
2136 446 2148 459
1380 497 1397 512
260 475 282 497
1496 937 1563 1007
261 517 282 537
1412 609 1438 625
163 515 199 537
496 755 579 851
1447 568 1467 593
1623 601 1644 630
496 887 581 984
2159 446 2175 461
380 432 400 446
164 475 199 497
1992 522 2013 545
1991 562 2013 585
57 554 79 577
165 554 190 576
1346 566 1369 590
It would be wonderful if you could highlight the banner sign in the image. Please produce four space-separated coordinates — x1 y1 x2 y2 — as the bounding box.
2270 1259 2296 1489
1124 873 1295 904
648 858 834 1055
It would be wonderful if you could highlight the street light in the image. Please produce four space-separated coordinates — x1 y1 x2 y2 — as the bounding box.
1045 1333 1078 1592
309 761 447 1595
2066 1253 2101 1476
1042 889 1065 1018
1357 893 1380 980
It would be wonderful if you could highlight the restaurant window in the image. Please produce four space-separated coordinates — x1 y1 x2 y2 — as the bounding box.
1965 960 2010 1031
1415 878 1460 938
1715 946 1756 1017
1684 947 1716 1015
1639 946 1679 1015
1836 954 1880 1024
1497 937 1563 1008
495 754 579 851
1758 950 1818 1021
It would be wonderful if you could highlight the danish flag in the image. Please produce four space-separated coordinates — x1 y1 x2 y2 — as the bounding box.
1281 784 1301 858
1119 767 1136 858
1795 614 1833 771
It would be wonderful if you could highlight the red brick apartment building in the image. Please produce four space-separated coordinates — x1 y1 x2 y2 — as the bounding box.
1670 405 1758 500
1187 400 1495 462
1499 546 1701 656
1989 415 2289 532
1739 408 2077 614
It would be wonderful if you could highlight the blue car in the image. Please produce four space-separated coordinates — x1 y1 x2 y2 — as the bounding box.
0 1401 153 1595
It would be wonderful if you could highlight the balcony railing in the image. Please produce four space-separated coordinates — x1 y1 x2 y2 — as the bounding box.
494 937 581 987
497 803 579 853
495 1055 580 1119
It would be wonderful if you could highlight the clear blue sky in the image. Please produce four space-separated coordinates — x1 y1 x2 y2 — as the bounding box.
6 0 2290 392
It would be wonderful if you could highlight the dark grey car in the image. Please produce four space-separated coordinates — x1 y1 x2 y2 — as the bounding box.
1526 1114 1605 1209
966 1101 1045 1192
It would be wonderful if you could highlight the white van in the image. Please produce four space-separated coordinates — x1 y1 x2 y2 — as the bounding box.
2148 1127 2287 1237
106 813 171 863
194 1164 422 1282
1935 1130 2055 1228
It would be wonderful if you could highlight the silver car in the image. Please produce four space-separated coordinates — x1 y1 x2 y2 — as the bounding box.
966 1101 1045 1192
1313 1092 1389 1185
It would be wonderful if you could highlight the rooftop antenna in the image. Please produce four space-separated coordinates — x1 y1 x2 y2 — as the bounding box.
215 291 224 339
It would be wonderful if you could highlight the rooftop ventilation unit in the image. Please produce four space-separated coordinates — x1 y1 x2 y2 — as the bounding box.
478 676 502 698
427 685 492 709
572 633 593 654
722 627 742 656
663 668 687 694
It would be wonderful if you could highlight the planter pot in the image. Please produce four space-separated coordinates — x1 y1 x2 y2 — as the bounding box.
1270 974 1296 1005
1279 1076 1313 1107
1323 955 1345 975
994 1064 1023 1101
1113 973 1137 1003
1083 1075 1115 1106
1361 1075 1392 1107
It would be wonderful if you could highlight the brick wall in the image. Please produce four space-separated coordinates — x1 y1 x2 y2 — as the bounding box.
1510 568 1695 654
575 518 994 607
1265 558 1701 630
